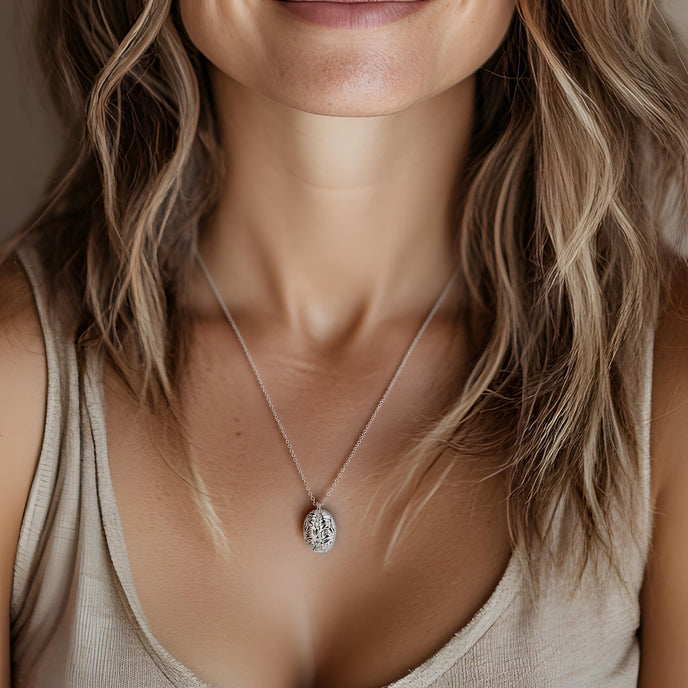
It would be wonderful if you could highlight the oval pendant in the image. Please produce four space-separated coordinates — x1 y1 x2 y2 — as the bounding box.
303 507 336 553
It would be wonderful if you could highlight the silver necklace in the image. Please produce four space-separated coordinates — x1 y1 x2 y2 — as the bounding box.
194 246 459 554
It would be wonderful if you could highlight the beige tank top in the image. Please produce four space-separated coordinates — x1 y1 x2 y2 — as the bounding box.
10 235 655 687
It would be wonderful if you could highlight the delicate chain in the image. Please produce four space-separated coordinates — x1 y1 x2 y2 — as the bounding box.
194 246 459 511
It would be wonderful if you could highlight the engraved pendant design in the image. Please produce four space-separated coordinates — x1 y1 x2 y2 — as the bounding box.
303 507 337 553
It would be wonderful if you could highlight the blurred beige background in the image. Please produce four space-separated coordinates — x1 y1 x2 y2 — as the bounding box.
1 1 687 240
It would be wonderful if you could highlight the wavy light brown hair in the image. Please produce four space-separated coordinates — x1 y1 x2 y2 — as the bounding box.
3 0 688 596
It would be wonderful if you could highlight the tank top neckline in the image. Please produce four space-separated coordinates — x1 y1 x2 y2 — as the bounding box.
83 346 523 687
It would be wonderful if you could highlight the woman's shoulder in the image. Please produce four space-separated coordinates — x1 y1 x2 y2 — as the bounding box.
638 257 688 684
650 259 688 503
0 248 48 682
0 249 47 513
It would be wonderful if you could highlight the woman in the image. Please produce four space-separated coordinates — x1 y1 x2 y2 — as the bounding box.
1 0 687 685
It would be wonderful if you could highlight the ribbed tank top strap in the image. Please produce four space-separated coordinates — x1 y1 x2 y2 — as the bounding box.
10 236 82 647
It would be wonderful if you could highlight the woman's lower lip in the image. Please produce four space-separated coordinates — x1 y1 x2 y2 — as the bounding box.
276 1 429 29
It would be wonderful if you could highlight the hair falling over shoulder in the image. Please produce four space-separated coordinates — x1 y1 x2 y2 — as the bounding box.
3 0 688 595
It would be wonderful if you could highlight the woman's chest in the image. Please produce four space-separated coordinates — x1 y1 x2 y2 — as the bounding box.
101 339 514 687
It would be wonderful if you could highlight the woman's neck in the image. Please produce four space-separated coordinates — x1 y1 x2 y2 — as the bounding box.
195 67 475 346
